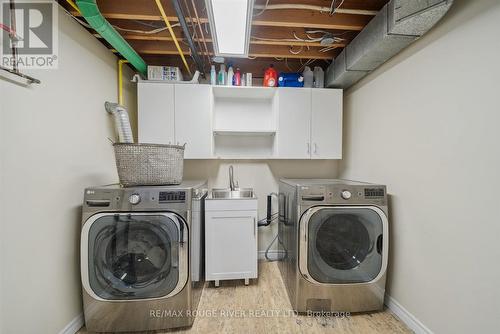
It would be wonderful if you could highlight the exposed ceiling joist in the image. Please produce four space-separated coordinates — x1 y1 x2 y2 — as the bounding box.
126 40 338 60
95 33 346 48
72 8 372 31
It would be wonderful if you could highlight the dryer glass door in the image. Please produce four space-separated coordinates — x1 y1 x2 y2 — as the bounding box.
304 207 384 284
85 213 187 300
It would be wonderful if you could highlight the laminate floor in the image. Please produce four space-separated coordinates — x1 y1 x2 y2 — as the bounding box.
78 261 411 334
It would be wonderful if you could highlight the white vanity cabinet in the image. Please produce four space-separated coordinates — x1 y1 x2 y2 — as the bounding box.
204 198 258 286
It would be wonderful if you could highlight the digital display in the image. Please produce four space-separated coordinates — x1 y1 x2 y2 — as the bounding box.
158 191 186 203
364 188 385 198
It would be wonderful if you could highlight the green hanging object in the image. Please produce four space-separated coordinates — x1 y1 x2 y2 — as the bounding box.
75 0 147 76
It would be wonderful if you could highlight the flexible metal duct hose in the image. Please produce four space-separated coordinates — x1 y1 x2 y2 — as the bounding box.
105 102 134 143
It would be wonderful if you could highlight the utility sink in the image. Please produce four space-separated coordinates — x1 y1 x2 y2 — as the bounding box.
211 188 254 199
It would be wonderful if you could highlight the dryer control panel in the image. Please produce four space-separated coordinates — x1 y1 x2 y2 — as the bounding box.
298 183 387 206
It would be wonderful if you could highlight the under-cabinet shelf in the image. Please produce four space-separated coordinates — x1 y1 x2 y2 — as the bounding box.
213 129 276 136
212 85 277 99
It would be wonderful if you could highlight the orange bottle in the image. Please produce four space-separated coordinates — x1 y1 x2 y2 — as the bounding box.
263 64 278 87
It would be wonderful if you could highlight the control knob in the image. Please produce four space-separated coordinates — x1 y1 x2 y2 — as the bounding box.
341 190 352 200
129 193 141 205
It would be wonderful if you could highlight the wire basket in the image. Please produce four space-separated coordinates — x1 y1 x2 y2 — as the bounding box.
113 143 185 187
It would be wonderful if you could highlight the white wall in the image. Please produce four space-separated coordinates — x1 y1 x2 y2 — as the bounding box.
184 160 338 252
339 0 500 333
0 62 4 333
0 7 135 334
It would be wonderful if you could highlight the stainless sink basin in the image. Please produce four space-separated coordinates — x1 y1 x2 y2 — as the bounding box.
211 188 254 199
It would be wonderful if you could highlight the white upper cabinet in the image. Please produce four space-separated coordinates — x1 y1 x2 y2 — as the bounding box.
311 89 343 159
138 82 174 144
137 83 342 159
174 84 212 159
277 88 311 159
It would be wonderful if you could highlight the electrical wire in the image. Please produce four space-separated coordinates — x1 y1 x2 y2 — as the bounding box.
298 58 317 72
329 0 346 15
252 1 376 16
319 45 339 53
61 6 181 34
257 213 278 225
190 0 212 66
289 45 304 55
264 233 286 262
253 0 269 17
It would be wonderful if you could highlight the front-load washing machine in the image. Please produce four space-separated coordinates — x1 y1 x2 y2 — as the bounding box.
278 179 389 313
81 181 207 332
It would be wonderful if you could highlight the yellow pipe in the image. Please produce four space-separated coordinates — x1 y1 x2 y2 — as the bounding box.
118 60 129 105
65 0 81 14
154 0 192 76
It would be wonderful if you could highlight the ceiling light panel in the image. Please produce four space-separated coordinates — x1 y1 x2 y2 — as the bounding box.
206 0 254 57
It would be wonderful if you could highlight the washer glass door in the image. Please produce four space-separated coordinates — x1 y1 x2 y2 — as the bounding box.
304 207 384 284
86 213 186 300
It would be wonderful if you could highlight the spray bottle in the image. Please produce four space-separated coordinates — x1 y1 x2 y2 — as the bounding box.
218 64 226 85
227 64 234 86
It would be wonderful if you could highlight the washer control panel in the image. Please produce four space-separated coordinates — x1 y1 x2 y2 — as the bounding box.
159 191 186 203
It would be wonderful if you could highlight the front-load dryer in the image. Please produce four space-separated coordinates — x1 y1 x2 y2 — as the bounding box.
80 181 207 332
278 179 389 313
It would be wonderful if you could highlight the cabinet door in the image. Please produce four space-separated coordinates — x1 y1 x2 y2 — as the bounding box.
205 210 257 281
277 88 311 158
138 82 175 144
311 89 342 159
174 85 213 158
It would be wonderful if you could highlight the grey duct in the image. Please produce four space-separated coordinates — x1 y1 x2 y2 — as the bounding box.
326 0 454 89
170 0 205 75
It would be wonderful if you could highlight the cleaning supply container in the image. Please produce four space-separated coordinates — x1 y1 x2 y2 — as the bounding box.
210 65 217 85
113 143 185 186
313 66 325 88
303 66 314 87
278 73 304 87
263 65 278 87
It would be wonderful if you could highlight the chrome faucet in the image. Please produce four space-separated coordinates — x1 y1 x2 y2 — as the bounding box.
229 165 239 191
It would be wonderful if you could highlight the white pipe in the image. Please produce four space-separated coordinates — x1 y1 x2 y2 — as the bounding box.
253 4 378 16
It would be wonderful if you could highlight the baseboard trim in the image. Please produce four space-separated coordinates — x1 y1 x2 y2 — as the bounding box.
58 313 84 334
385 294 433 334
258 250 284 261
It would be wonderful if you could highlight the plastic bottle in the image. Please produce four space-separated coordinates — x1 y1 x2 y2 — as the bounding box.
246 73 253 86
233 68 241 86
241 73 246 86
218 64 226 85
210 65 217 85
303 66 313 88
227 65 234 86
313 66 324 88
263 64 278 87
